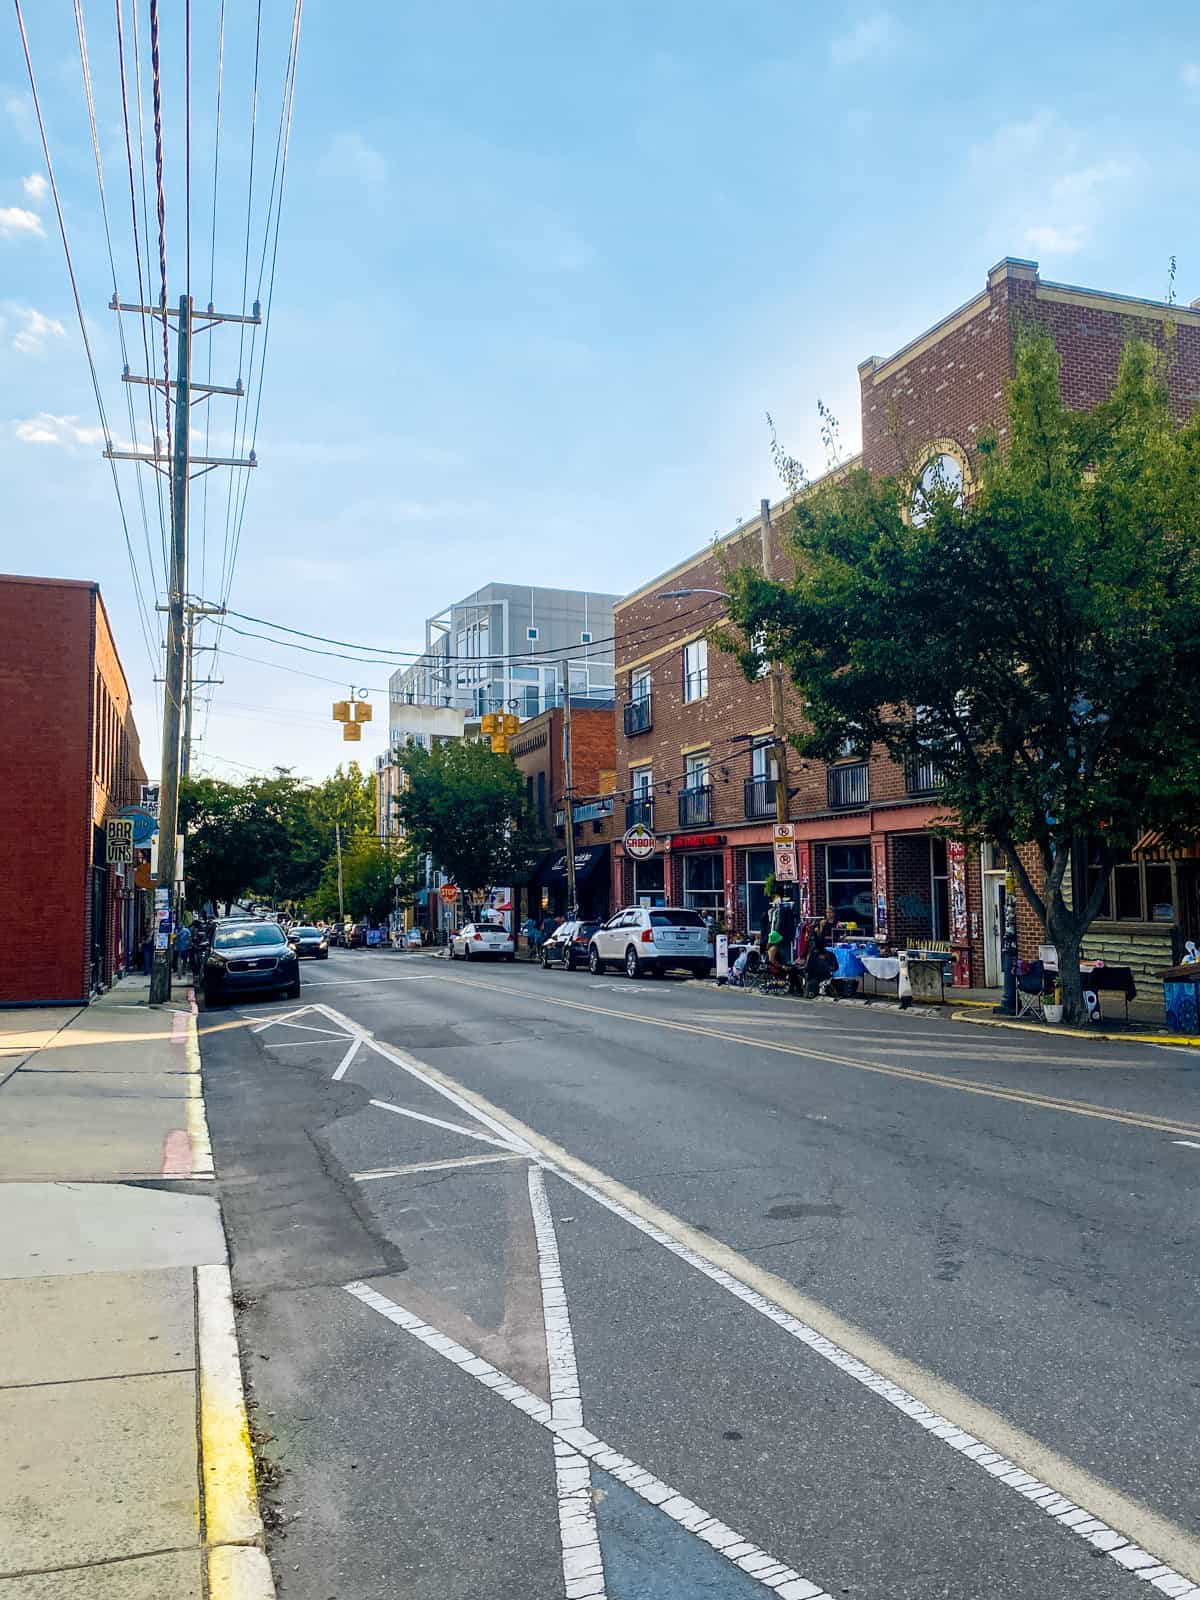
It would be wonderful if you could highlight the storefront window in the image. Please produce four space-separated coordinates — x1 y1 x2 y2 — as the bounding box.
826 842 874 930
1084 838 1178 924
743 848 774 934
931 837 950 939
683 853 724 915
632 858 665 907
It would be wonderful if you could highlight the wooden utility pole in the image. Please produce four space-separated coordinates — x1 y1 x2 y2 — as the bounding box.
760 498 790 827
106 291 259 1002
336 821 345 922
561 662 577 918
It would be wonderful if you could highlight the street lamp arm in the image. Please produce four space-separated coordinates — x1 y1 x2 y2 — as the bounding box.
660 587 731 600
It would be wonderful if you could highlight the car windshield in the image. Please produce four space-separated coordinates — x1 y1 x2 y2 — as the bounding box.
292 926 320 937
650 910 706 928
214 924 287 950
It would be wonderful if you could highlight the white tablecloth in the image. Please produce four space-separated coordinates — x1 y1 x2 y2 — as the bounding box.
861 955 901 981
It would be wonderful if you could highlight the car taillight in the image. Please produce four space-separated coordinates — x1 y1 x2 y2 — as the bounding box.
641 929 653 943
473 932 483 941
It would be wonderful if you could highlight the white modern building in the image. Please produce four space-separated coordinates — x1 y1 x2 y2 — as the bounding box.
389 584 618 721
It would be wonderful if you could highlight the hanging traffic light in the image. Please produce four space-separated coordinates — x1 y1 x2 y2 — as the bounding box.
343 722 362 741
354 702 373 723
481 713 499 734
490 734 509 753
332 700 351 722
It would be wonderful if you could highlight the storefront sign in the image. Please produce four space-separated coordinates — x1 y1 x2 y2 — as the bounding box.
105 818 134 864
668 833 726 852
622 824 656 861
140 782 160 819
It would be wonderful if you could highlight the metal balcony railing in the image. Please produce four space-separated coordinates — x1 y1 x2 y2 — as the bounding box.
625 797 654 830
623 695 652 736
743 777 777 819
827 762 869 810
905 753 944 796
677 785 714 827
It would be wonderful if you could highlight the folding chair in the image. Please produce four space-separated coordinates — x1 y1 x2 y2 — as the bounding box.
1015 959 1047 1021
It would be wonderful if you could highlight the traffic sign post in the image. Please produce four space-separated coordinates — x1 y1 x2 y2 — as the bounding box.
772 821 797 882
439 884 459 905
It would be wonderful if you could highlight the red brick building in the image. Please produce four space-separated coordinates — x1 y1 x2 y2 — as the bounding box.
0 576 148 1004
612 259 1200 987
511 701 618 921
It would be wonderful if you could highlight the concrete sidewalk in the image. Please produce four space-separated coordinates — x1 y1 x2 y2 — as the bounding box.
0 977 272 1600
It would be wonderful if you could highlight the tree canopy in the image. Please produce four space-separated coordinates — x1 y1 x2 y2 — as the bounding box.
393 738 545 897
723 332 1200 1021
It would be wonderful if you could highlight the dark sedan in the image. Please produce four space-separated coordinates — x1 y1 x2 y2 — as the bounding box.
540 919 601 971
287 924 329 960
202 921 300 1007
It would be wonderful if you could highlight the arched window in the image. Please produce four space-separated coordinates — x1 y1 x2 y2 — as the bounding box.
911 445 967 527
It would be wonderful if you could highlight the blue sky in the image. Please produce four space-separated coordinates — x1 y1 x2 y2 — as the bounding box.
2 1 1198 783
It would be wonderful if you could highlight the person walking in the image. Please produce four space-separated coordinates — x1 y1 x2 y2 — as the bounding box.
173 921 191 977
523 914 539 961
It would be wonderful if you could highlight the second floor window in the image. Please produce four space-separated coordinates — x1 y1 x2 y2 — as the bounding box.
632 766 653 799
683 638 708 703
685 750 710 790
631 669 650 702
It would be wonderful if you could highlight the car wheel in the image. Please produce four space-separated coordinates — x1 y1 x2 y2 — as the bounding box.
625 946 642 980
589 946 605 976
319 950 328 960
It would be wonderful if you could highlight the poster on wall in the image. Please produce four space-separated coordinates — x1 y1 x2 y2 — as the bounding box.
871 839 888 941
948 839 970 985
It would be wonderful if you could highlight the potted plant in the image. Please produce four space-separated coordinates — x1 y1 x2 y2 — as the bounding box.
1044 978 1064 1025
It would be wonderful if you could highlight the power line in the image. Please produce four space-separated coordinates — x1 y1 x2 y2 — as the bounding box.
72 0 163 605
12 0 160 690
148 0 172 472
115 0 171 591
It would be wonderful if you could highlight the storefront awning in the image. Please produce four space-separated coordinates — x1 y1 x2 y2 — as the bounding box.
534 844 610 889
1133 830 1200 861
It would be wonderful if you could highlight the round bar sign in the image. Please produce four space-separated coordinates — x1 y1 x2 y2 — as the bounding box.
622 824 656 860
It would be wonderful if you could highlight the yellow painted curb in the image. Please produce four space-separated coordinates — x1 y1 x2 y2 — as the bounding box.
197 1263 269 1579
951 1012 1200 1049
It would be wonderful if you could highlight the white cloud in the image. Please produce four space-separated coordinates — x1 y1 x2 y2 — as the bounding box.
1182 63 1200 89
21 172 47 203
13 413 105 448
830 10 905 65
0 206 44 238
968 115 1140 259
327 130 386 187
9 306 65 354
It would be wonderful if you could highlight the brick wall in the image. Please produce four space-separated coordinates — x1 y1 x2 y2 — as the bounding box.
0 577 144 1004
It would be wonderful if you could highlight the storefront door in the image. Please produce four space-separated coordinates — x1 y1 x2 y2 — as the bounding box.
632 858 665 908
983 871 1006 987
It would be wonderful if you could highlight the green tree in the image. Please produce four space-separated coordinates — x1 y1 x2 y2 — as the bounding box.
393 739 545 899
179 776 293 913
723 333 1200 1023
306 837 415 923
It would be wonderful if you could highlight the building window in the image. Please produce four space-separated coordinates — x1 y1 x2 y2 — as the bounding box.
632 669 650 702
685 749 710 788
743 848 775 934
632 857 665 907
826 842 874 929
683 638 708 703
1085 840 1178 923
911 448 966 527
930 836 950 939
683 852 724 915
581 631 592 644
527 626 539 641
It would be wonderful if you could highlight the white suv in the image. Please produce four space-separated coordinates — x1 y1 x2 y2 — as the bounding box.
588 907 713 980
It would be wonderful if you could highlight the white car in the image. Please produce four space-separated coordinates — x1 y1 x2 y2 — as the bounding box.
588 906 713 980
449 921 516 962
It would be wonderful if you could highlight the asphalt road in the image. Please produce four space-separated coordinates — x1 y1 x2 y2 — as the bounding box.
200 947 1200 1600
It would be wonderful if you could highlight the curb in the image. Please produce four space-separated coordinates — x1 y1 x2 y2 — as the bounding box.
185 988 214 1176
951 1011 1200 1049
198 1261 275 1597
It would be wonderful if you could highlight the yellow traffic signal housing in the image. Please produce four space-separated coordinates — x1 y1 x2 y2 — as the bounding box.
481 713 498 734
343 721 362 741
501 713 520 735
490 734 509 754
333 700 351 722
354 701 373 723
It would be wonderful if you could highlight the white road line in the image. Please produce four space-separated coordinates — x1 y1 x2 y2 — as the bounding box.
544 1157 1198 1595
369 1097 522 1151
528 1165 608 1598
250 1006 313 1032
299 976 430 987
263 1039 344 1049
344 1281 832 1600
331 1038 361 1082
1171 1140 1200 1150
352 1153 527 1182
310 1003 534 1153
253 1018 349 1040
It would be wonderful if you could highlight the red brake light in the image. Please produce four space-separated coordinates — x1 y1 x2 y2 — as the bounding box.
473 932 483 941
641 928 653 942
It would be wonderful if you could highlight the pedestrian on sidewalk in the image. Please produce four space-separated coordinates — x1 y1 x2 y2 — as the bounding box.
173 921 191 976
524 914 539 960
